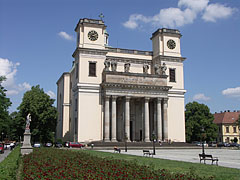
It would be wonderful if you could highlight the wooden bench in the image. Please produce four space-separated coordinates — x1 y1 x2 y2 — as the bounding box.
114 147 121 153
143 150 154 157
199 154 218 165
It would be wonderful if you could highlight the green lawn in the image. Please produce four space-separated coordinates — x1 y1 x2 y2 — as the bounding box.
84 150 240 180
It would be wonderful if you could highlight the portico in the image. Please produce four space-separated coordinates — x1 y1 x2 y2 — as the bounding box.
102 70 171 142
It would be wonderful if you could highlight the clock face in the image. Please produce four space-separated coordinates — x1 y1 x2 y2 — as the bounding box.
88 30 98 41
167 39 176 49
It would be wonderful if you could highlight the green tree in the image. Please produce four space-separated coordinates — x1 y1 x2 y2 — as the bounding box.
0 76 12 139
17 85 57 143
185 101 217 143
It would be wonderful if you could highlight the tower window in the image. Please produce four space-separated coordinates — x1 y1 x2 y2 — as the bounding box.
89 62 96 77
76 63 79 78
169 68 176 82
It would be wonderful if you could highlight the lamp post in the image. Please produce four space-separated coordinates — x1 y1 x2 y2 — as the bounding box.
201 127 205 155
124 133 128 152
1 132 4 142
152 131 156 155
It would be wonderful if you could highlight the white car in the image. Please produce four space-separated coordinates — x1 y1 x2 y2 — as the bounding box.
33 142 41 148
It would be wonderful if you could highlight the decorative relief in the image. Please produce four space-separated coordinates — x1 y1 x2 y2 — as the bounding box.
105 74 167 86
106 56 151 65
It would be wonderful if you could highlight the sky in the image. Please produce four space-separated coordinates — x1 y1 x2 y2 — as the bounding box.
0 0 240 113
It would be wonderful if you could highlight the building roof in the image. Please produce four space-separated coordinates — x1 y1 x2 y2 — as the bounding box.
214 111 240 124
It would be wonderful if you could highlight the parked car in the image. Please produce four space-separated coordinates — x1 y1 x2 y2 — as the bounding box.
33 142 41 148
0 143 4 154
54 142 63 148
208 142 217 147
217 142 230 147
45 142 53 147
4 143 11 149
229 143 240 147
69 142 84 148
64 141 70 147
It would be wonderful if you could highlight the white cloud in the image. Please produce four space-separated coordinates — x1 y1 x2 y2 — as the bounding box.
222 87 240 97
178 0 209 12
0 57 31 95
202 3 235 22
47 90 56 99
123 0 235 29
58 31 74 41
193 93 210 101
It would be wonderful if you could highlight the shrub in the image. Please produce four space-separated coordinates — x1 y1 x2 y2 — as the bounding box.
0 146 21 180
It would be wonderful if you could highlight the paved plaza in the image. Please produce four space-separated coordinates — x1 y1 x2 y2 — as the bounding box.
100 148 240 169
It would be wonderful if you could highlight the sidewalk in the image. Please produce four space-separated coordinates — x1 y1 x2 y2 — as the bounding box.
100 149 240 169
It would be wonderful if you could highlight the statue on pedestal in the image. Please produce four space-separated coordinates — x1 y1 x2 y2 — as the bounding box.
21 113 33 155
161 63 167 75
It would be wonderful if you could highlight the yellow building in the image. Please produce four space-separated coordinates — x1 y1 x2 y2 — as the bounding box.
214 111 240 143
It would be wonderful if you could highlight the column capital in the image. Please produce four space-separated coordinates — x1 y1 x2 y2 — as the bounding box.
112 96 117 101
157 97 162 102
105 95 110 100
145 97 150 102
125 96 130 101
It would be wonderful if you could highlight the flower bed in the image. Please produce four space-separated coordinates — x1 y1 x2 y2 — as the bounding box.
22 148 212 180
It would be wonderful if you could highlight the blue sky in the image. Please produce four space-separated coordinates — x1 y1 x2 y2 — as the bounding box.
0 0 239 113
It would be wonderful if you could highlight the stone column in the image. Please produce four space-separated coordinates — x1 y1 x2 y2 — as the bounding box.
125 96 130 141
104 96 110 141
144 97 150 142
111 96 117 142
157 98 162 141
163 98 168 141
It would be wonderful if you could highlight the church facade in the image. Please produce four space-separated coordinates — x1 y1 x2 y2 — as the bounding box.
56 18 186 143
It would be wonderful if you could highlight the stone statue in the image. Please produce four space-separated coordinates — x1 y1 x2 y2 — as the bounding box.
143 64 149 74
104 60 110 71
111 61 117 72
26 113 31 130
161 63 167 75
154 64 161 75
124 63 131 73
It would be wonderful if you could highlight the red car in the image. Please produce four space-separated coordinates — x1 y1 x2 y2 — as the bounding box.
0 143 4 154
69 142 84 148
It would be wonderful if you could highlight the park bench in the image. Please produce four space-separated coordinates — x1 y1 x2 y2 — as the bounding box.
199 154 218 165
114 147 121 153
143 150 154 157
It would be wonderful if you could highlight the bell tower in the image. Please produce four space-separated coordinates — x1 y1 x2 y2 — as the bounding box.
75 18 108 50
151 28 182 58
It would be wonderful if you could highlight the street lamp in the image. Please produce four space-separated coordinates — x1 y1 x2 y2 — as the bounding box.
1 132 4 142
152 131 156 155
201 127 205 155
124 133 128 152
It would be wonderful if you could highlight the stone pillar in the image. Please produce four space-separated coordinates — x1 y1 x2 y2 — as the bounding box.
125 96 130 141
163 98 168 141
157 98 162 141
104 96 110 141
111 96 117 142
144 97 150 142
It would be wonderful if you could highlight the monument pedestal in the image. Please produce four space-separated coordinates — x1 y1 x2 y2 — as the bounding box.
21 131 33 155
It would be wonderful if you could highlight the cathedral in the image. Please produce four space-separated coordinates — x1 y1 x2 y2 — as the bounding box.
56 18 186 143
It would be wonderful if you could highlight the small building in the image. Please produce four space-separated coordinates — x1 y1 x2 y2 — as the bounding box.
56 18 187 143
214 111 240 143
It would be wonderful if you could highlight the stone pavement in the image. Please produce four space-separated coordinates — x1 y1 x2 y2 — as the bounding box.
100 148 240 169
0 149 11 163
